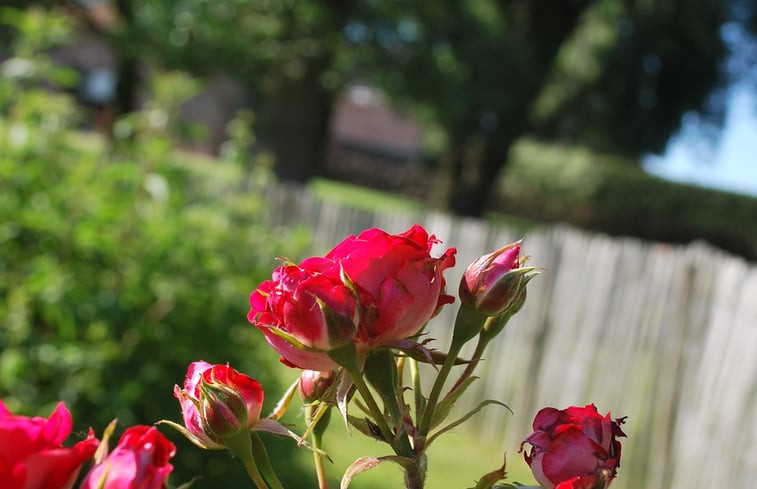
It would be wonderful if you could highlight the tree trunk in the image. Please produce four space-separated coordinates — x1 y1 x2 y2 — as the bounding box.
262 59 333 183
113 0 138 118
443 0 593 216
446 133 516 217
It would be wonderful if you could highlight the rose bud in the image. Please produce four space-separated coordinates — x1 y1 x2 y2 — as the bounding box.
452 242 537 346
0 399 99 489
520 404 627 489
459 241 537 317
80 425 175 489
172 361 264 449
248 225 456 370
299 369 336 403
198 378 250 440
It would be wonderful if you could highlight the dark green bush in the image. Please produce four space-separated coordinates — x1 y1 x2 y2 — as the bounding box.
0 9 311 487
499 139 757 259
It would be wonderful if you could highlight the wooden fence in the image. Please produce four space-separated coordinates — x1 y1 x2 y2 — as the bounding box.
264 184 757 489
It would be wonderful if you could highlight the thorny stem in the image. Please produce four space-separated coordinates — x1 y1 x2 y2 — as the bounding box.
403 454 427 489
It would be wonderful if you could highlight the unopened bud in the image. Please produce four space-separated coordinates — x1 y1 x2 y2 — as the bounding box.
299 369 335 403
198 378 248 441
460 241 538 317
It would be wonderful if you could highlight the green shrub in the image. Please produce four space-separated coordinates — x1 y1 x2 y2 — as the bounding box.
499 139 757 259
0 8 311 487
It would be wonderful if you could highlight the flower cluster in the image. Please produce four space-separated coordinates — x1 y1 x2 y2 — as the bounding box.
9 224 627 489
0 399 175 489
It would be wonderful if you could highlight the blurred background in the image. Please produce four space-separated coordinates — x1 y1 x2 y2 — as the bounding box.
1 1 756 488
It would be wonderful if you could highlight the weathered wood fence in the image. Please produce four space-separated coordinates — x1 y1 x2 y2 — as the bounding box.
265 184 757 489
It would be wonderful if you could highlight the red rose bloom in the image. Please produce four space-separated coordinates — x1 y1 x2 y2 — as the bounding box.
80 425 175 489
521 404 626 489
248 225 456 370
0 399 98 489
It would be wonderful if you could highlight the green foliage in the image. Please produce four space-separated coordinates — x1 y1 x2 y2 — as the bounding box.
0 10 311 487
500 139 757 259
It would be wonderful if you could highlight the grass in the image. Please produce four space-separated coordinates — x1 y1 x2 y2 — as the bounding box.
308 178 429 214
316 427 537 489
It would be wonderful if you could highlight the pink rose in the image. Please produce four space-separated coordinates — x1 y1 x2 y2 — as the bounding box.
521 404 626 489
0 399 98 489
248 225 456 370
80 425 175 489
173 361 264 448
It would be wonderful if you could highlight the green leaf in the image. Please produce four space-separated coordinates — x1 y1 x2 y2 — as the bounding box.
467 454 507 489
430 376 479 430
253 419 330 459
428 399 511 446
250 432 285 489
300 401 331 442
340 455 414 489
346 414 384 440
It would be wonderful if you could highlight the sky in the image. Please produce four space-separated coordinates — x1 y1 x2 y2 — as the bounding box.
644 85 757 197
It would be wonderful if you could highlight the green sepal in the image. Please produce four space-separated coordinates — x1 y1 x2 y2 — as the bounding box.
267 375 300 421
314 295 358 348
93 418 119 464
198 375 248 440
155 419 224 450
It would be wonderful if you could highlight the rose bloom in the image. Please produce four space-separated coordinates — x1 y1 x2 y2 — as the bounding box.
173 361 264 448
248 225 456 370
521 404 626 489
0 399 98 489
80 425 175 489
